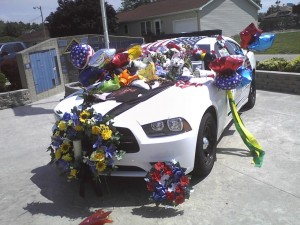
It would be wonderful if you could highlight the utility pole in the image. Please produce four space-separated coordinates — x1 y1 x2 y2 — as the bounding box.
100 0 109 48
33 6 46 40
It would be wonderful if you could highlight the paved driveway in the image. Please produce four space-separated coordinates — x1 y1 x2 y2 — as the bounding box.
0 90 299 225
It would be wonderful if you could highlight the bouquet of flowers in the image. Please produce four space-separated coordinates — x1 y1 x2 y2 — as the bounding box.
145 160 192 207
48 103 125 181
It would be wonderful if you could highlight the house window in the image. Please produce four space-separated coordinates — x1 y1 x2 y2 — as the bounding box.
154 20 161 35
141 21 152 35
124 25 128 34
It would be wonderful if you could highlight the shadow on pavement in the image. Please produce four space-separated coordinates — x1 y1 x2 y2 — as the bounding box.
12 104 54 116
24 164 206 220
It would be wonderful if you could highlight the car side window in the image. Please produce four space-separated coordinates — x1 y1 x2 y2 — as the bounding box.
226 41 244 56
2 44 14 53
14 43 25 52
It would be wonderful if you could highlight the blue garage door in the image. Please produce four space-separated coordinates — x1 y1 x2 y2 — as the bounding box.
30 49 61 94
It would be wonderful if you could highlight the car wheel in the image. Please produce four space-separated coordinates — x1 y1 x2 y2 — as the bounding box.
244 71 256 109
193 112 217 177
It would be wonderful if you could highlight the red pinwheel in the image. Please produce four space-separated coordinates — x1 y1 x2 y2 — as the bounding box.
79 209 113 225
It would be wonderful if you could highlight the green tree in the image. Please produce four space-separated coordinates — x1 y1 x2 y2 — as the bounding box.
45 0 118 37
119 0 151 12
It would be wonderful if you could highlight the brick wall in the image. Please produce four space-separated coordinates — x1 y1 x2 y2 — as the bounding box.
256 70 300 95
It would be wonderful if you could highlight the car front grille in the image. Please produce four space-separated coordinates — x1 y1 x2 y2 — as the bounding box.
117 127 140 153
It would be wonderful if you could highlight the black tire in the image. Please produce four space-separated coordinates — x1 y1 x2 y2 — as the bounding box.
244 71 256 109
192 112 217 177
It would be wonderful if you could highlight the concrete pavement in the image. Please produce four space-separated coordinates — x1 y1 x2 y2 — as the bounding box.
0 90 299 225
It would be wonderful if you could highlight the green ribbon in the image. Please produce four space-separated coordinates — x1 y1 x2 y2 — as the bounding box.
227 90 265 167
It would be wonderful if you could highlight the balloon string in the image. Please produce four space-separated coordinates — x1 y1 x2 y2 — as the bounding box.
227 90 265 167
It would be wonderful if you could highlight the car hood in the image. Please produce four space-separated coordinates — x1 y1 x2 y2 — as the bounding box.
54 77 215 125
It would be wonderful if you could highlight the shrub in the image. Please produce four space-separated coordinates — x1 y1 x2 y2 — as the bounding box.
0 72 8 92
257 57 288 71
284 56 300 73
0 59 22 90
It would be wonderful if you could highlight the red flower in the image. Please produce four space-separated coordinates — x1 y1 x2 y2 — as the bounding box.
175 185 184 194
166 191 175 201
180 176 190 186
151 170 161 182
154 162 165 171
163 166 172 176
147 182 154 191
175 194 185 205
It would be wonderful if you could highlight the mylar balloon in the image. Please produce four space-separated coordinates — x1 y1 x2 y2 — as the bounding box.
88 49 116 68
79 66 104 87
214 72 243 90
239 23 263 49
111 52 130 67
237 66 253 87
70 44 94 69
248 34 276 52
209 56 244 74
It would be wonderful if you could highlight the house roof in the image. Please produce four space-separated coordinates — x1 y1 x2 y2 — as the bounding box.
117 0 260 23
117 0 211 23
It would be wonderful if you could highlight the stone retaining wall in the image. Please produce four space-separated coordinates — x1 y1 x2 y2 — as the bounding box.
0 89 31 110
256 70 300 95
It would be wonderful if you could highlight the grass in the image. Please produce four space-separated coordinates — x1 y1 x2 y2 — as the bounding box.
232 30 300 54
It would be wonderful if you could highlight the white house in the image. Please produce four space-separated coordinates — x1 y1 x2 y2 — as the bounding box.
116 0 261 38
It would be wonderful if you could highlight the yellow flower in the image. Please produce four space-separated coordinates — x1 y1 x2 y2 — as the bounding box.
80 110 90 123
74 124 84 132
55 149 62 160
60 141 71 153
92 126 101 135
91 151 105 162
62 153 73 162
102 129 112 140
58 121 67 131
69 169 78 179
95 161 107 172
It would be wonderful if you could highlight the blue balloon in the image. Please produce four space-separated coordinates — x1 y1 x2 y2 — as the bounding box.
237 67 253 87
79 66 104 87
248 34 276 52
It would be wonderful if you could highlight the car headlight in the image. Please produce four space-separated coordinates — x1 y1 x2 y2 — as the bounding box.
142 117 192 137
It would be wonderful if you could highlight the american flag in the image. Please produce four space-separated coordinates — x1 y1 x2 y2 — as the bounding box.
142 36 206 51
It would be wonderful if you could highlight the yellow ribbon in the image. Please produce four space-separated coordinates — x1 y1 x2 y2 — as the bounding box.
227 90 265 167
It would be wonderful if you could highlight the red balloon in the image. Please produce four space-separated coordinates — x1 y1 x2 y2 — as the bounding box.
111 53 130 67
239 23 263 49
209 56 244 74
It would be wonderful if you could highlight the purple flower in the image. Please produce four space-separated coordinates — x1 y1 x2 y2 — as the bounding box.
62 112 71 121
152 184 167 201
103 144 115 158
93 135 102 149
94 113 103 123
72 113 80 126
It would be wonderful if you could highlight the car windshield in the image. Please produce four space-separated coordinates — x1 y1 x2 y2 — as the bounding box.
195 44 211 52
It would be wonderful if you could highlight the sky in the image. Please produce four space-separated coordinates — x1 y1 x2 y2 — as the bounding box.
0 0 299 23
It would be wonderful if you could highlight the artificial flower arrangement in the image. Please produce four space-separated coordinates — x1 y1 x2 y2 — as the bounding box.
145 160 192 207
48 91 125 182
